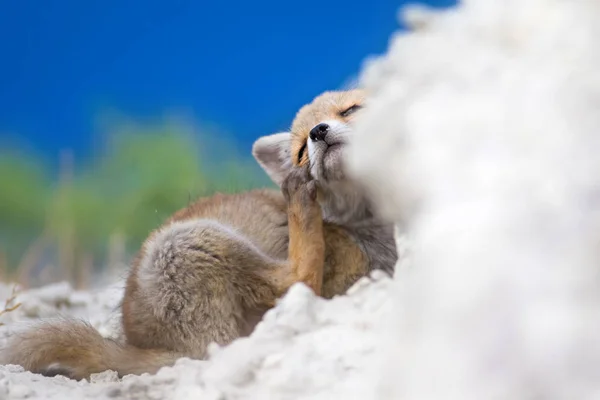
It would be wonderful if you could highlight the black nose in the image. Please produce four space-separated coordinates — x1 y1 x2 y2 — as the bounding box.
309 123 329 142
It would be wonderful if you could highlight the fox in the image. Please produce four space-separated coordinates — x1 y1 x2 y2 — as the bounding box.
0 89 397 381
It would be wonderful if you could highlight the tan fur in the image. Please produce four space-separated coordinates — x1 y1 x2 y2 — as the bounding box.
0 89 396 381
291 90 367 167
1 322 183 378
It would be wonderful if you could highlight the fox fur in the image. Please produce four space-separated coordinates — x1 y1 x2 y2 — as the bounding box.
0 89 397 380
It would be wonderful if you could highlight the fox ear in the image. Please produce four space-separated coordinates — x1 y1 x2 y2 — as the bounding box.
252 132 293 186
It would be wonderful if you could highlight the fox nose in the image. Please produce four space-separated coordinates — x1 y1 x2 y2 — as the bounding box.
309 123 329 142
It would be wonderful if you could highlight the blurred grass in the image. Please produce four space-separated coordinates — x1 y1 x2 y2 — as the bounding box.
0 120 272 288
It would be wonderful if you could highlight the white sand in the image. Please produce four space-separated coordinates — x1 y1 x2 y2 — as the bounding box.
348 0 600 398
0 272 395 400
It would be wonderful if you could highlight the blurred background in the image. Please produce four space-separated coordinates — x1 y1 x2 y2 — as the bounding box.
0 0 454 288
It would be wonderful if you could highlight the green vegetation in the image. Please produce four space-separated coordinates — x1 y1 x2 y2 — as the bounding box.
0 121 272 288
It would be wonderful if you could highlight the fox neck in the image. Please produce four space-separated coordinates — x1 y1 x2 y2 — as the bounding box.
318 181 384 227
317 180 399 276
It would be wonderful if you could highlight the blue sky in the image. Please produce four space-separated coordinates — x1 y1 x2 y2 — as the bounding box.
0 0 456 164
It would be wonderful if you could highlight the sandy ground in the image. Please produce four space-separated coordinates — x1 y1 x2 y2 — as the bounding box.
0 269 395 400
347 0 600 398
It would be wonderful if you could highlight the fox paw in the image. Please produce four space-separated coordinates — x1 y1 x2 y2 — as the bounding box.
282 166 319 208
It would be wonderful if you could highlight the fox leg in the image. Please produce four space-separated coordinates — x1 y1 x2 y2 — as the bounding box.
123 219 286 360
125 172 325 362
266 166 326 298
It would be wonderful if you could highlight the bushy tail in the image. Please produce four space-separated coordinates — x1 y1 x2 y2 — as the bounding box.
0 320 182 380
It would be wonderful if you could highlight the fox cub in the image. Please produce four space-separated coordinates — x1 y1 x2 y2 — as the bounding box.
1 89 397 380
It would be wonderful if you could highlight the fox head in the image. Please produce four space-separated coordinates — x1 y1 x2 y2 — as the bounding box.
253 89 370 222
253 89 366 186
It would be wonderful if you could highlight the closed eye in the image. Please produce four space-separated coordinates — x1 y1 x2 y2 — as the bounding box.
297 142 307 162
339 104 362 117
